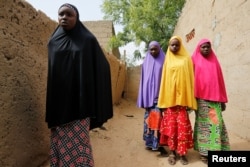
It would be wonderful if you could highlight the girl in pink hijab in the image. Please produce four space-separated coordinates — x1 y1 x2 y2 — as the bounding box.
192 39 230 164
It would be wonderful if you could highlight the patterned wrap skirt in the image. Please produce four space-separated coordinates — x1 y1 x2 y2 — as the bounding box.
160 106 193 155
143 105 162 150
50 118 94 167
194 99 230 156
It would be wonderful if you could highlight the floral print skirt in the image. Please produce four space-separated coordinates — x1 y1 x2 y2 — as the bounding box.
193 99 230 156
160 106 193 155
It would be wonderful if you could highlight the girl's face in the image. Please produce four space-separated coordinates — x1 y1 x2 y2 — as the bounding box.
149 45 160 58
58 6 77 30
200 42 211 57
169 39 180 53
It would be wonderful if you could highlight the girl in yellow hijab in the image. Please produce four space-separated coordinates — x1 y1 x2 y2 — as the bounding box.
158 36 197 165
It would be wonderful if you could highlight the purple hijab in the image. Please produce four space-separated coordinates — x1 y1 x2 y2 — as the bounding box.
137 41 165 108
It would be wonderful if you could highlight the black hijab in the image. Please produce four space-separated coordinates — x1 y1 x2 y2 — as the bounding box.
46 3 113 129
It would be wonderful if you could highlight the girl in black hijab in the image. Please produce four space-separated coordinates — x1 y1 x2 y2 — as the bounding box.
46 3 113 166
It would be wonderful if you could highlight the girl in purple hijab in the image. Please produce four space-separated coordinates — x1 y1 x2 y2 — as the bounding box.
137 41 167 155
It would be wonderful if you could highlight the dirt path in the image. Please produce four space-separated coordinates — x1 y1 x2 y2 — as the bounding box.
42 98 250 167
90 98 250 167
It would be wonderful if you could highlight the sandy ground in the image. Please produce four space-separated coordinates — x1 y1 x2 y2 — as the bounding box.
42 98 250 167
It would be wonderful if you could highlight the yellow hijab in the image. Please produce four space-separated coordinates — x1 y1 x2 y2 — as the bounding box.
158 36 197 110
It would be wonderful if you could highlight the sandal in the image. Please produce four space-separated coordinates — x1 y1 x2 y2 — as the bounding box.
180 155 188 165
168 152 176 165
157 147 169 157
200 155 208 164
145 146 152 150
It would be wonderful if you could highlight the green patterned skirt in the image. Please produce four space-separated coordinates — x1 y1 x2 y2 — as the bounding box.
193 99 230 156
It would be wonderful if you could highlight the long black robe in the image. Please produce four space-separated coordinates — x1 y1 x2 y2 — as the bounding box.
46 21 113 130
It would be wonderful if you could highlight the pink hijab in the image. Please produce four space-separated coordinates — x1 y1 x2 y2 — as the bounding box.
192 39 228 103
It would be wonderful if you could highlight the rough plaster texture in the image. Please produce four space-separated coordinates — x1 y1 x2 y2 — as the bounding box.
126 0 250 141
124 66 141 101
0 0 126 166
0 1 56 166
104 51 126 104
